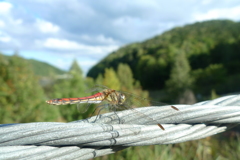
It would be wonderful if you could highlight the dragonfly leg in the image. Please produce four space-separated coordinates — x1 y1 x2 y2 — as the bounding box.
171 106 179 111
93 104 109 122
120 104 165 130
111 105 125 124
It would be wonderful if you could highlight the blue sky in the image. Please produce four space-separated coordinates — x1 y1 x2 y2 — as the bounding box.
0 0 240 75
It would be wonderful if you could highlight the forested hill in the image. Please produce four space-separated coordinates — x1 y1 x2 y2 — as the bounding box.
87 20 240 94
1 54 65 77
28 59 65 77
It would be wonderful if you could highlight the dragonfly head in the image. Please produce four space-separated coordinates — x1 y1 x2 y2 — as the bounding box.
119 93 126 105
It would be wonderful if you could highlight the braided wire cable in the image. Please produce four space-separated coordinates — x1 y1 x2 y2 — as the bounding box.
0 95 240 159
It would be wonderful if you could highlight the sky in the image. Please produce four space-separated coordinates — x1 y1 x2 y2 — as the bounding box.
0 0 240 75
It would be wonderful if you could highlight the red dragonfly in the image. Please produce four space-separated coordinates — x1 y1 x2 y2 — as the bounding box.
46 85 179 130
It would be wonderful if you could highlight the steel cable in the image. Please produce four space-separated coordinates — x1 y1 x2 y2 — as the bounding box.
0 95 240 159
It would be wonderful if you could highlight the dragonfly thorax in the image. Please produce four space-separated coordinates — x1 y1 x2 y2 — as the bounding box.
103 89 126 105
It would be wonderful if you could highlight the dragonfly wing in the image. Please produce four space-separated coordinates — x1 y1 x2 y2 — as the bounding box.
77 103 93 113
119 91 151 108
84 84 109 93
121 91 179 110
120 103 165 130
90 102 127 125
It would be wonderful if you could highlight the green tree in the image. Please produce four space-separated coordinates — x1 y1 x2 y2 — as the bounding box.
192 64 227 95
136 55 157 89
87 20 240 94
117 63 134 91
166 51 195 103
116 63 149 101
69 59 83 75
211 89 219 100
102 68 121 90
95 73 104 85
0 54 60 123
50 60 92 122
85 77 95 89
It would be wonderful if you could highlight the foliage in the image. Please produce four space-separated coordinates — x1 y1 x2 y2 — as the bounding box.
29 59 65 77
95 73 104 85
2 54 65 77
117 63 134 91
95 63 149 109
116 63 149 100
166 51 193 93
165 50 195 103
102 68 121 90
192 64 227 94
49 60 94 122
87 20 240 96
69 59 83 75
211 89 219 100
0 54 60 123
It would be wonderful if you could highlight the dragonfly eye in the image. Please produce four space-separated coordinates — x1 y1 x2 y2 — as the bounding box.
119 94 126 104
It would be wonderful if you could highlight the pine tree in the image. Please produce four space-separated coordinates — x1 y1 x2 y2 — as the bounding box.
117 63 134 91
95 74 104 85
50 60 92 121
102 68 121 90
166 51 196 103
116 63 149 101
69 59 83 75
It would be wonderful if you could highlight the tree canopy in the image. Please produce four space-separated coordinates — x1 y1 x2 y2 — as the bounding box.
87 20 240 96
0 54 60 123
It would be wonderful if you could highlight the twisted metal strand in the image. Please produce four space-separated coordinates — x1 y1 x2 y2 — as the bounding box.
0 95 240 159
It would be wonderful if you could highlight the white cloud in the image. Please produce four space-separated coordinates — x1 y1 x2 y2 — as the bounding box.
36 38 119 55
202 0 212 5
95 35 117 44
0 2 12 14
80 34 119 45
0 31 11 42
113 16 135 26
194 6 240 21
35 19 60 33
77 59 98 75
54 58 70 70
40 38 85 50
15 19 23 25
0 20 5 27
0 36 11 42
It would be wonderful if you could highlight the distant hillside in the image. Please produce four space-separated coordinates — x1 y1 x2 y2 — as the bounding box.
1 54 66 77
28 59 66 77
87 20 240 94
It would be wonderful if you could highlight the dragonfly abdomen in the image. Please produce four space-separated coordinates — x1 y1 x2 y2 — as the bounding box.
46 98 83 105
46 92 105 105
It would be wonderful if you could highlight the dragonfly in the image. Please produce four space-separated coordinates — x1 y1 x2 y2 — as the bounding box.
46 85 179 130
